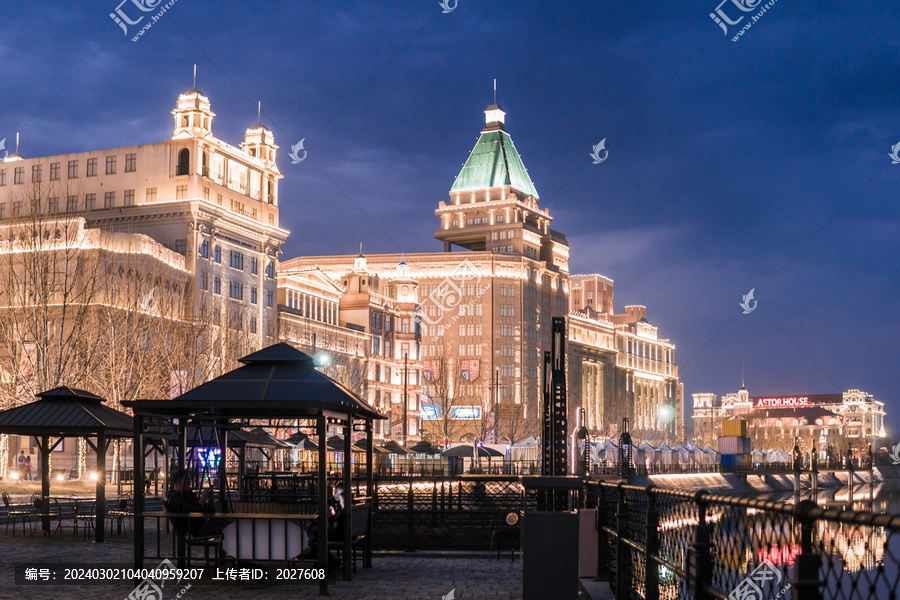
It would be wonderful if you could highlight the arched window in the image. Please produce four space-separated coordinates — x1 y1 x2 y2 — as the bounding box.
177 148 190 176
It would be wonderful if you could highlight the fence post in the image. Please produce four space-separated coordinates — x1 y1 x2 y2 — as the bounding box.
791 500 822 600
688 491 712 600
615 483 631 600
644 487 659 600
406 479 416 552
596 485 609 580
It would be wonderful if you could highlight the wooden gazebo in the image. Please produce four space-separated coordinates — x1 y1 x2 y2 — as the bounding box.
0 386 134 541
124 343 384 595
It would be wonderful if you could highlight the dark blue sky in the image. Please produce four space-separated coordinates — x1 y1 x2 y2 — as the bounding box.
1 1 897 431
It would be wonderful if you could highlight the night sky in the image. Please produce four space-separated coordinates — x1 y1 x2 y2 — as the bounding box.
1 1 897 432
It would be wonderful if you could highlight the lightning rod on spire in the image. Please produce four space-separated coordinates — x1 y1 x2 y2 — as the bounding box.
493 79 496 104
15 132 19 154
193 64 196 89
741 361 745 388
258 101 261 125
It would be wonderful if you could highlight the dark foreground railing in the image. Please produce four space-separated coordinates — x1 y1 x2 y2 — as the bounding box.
587 481 899 600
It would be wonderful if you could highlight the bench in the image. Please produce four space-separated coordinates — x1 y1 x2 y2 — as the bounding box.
328 502 370 573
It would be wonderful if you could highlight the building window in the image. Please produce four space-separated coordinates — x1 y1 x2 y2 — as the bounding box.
217 193 223 206
214 245 221 263
266 290 273 307
203 186 209 200
402 319 410 334
49 162 59 180
124 189 135 206
250 257 258 275
104 191 115 208
31 165 42 182
67 160 78 178
229 250 244 270
265 261 274 279
12 201 22 216
48 197 58 213
67 196 77 212
200 271 208 290
213 276 221 295
125 153 136 172
174 239 187 256
146 187 157 202
250 317 257 334
84 194 95 210
0 170 6 186
199 239 208 259
250 287 258 304
176 184 187 199
0 204 5 217
177 148 190 176
85 158 96 177
105 156 116 175
229 281 243 300
372 337 380 355
14 167 24 184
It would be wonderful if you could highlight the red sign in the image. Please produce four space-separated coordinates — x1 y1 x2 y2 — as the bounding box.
756 396 810 408
460 359 480 382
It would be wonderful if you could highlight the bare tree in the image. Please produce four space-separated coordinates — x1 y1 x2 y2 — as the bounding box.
0 186 103 405
420 345 485 444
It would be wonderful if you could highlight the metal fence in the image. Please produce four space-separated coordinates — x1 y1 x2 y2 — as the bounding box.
587 481 900 600
371 476 529 550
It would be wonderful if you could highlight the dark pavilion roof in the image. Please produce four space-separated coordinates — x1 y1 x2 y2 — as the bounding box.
168 426 287 448
124 343 384 421
0 386 133 437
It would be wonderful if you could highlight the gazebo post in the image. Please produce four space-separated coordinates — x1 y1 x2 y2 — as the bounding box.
40 434 50 534
365 418 373 568
96 430 106 543
342 420 352 581
317 414 328 596
134 414 145 568
218 426 228 508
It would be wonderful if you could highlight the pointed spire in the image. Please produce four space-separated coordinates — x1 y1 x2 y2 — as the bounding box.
15 132 18 154
740 362 746 390
257 101 261 125
493 78 496 104
193 63 197 89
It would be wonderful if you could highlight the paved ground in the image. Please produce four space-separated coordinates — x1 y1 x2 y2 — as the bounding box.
0 524 530 600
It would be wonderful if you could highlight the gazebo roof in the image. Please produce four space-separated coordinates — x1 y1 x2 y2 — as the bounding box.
0 386 133 437
125 343 384 421
168 426 287 448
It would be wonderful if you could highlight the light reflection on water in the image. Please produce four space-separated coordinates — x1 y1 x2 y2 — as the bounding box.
656 483 900 599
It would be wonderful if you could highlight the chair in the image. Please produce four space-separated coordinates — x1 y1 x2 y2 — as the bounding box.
163 495 224 566
107 492 133 537
31 493 62 537
489 511 520 561
69 495 95 539
3 491 32 536
327 502 371 574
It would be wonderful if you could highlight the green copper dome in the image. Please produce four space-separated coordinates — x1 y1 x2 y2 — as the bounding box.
450 128 539 199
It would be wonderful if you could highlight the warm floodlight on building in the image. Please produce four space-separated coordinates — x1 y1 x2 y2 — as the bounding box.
313 351 332 368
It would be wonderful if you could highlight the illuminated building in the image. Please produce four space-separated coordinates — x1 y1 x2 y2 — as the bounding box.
281 103 570 444
692 387 886 451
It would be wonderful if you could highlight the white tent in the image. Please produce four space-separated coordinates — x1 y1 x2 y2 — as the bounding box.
766 450 791 463
672 443 690 465
638 442 657 467
511 436 539 463
702 446 718 465
690 445 706 465
656 443 674 465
